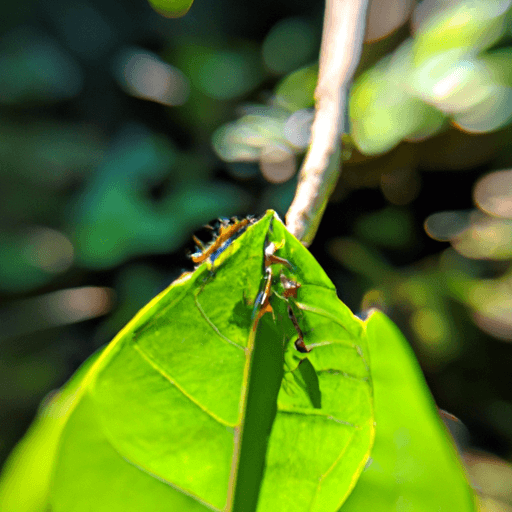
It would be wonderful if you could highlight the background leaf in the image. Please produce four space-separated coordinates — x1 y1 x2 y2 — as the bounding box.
342 309 477 512
147 0 195 18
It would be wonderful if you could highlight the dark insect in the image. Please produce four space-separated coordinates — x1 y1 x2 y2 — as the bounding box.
191 217 253 265
255 241 310 353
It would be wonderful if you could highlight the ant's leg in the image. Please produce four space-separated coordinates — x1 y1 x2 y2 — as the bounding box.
264 242 291 268
287 304 310 353
252 267 274 330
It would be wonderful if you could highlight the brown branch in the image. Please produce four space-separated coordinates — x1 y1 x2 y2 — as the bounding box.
285 0 370 245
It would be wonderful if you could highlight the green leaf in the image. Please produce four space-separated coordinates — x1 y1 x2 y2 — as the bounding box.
147 0 194 18
413 0 510 65
0 210 374 512
0 349 102 512
349 47 446 155
342 310 477 512
253 218 374 512
275 64 318 111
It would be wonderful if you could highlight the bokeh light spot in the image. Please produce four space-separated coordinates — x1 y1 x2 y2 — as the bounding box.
259 144 296 183
114 47 190 106
284 109 314 148
23 228 74 274
410 307 450 347
365 0 415 43
451 213 512 260
474 169 512 218
424 210 472 241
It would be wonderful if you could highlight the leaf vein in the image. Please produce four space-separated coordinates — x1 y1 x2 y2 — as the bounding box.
294 302 351 331
100 427 223 512
277 407 360 429
194 293 245 351
308 429 357 511
317 369 370 382
133 344 237 429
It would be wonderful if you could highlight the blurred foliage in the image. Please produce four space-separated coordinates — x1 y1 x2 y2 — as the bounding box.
215 0 512 159
148 0 195 18
1 0 512 507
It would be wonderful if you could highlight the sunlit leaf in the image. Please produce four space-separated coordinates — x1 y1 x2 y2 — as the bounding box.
412 0 511 64
342 309 477 512
350 71 438 155
349 43 444 155
0 211 374 512
275 63 318 111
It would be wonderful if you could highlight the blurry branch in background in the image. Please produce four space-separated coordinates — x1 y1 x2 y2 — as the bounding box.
285 0 370 245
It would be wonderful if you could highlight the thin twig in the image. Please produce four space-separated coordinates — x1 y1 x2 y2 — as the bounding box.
285 0 370 245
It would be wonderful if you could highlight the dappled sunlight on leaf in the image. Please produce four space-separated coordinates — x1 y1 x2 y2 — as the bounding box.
213 108 289 162
350 43 445 155
0 212 376 512
412 0 512 62
411 51 497 113
351 0 512 154
212 107 306 184
452 85 512 134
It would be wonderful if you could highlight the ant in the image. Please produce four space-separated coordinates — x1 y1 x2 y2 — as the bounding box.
255 241 310 353
190 218 310 353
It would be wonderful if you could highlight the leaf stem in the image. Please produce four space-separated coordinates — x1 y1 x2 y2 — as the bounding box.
285 0 370 245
